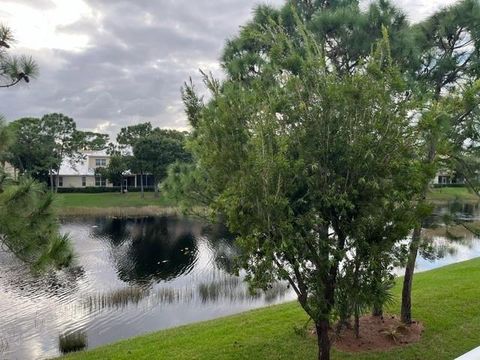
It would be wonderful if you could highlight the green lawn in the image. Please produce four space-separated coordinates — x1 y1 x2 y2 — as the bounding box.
55 192 173 209
56 188 479 210
428 187 480 202
61 258 480 360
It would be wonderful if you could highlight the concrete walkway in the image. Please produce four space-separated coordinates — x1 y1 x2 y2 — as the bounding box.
456 346 480 360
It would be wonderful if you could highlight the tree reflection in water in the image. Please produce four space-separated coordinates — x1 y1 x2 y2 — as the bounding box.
92 216 200 284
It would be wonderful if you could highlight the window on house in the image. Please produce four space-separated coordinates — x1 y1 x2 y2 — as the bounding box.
95 158 107 167
82 176 86 187
95 175 106 187
438 176 449 184
58 176 63 187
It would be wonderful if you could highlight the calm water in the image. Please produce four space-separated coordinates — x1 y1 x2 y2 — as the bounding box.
0 216 293 360
0 204 479 359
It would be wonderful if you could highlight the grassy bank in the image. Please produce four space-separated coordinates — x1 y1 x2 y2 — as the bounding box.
428 187 479 202
55 193 176 216
54 188 478 217
61 258 480 360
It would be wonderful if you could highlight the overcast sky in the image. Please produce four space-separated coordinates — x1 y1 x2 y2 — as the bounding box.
1 0 459 137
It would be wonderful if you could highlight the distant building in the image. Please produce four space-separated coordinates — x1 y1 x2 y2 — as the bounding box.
432 170 466 186
1 161 17 180
54 151 154 189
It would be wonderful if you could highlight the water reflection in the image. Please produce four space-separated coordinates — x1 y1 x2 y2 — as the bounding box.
416 201 480 271
1 207 480 360
0 215 292 360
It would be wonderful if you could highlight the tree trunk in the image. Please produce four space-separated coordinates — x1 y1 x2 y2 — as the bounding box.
140 172 144 198
49 170 54 192
372 305 383 318
401 226 421 324
354 309 360 339
372 265 383 317
154 176 159 198
55 170 59 193
315 320 331 360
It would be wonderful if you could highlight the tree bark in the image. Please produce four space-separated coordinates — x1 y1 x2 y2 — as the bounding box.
154 176 159 198
354 309 360 339
372 265 383 317
49 170 54 192
372 305 383 317
316 320 331 360
401 226 421 324
54 169 59 193
401 138 436 324
140 172 144 198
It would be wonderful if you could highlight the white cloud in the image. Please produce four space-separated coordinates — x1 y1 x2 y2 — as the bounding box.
0 0 465 136
0 0 94 51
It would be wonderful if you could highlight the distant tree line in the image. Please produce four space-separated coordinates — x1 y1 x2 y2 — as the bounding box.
5 114 108 191
5 116 191 195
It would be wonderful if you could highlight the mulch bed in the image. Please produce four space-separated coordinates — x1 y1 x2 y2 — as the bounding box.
331 315 424 353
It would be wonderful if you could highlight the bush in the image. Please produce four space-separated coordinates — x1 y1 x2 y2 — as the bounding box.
57 186 155 193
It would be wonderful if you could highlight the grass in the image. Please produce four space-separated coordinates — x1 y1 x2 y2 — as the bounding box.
60 257 480 360
427 187 480 202
56 192 173 208
54 188 478 217
55 192 177 216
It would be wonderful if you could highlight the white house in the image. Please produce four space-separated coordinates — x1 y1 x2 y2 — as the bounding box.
432 169 466 186
54 151 154 189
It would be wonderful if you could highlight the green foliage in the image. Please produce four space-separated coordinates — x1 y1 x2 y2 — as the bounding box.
0 23 38 88
7 115 108 186
7 117 58 181
0 176 72 271
97 155 130 187
75 131 109 151
184 14 426 358
133 130 191 190
116 122 153 149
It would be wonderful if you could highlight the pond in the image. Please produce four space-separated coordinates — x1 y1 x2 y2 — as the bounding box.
0 203 479 359
0 216 294 359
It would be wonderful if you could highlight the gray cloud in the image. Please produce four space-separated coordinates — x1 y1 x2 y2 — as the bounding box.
2 0 459 138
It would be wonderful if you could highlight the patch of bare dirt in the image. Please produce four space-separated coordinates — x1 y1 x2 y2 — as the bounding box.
329 315 424 353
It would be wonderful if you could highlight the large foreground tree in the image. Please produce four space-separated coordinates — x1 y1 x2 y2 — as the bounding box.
180 23 424 359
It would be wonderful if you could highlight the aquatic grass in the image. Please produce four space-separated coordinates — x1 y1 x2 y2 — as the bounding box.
0 337 8 354
84 287 150 310
198 276 243 303
154 287 195 304
264 282 289 303
197 276 288 303
59 331 87 354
